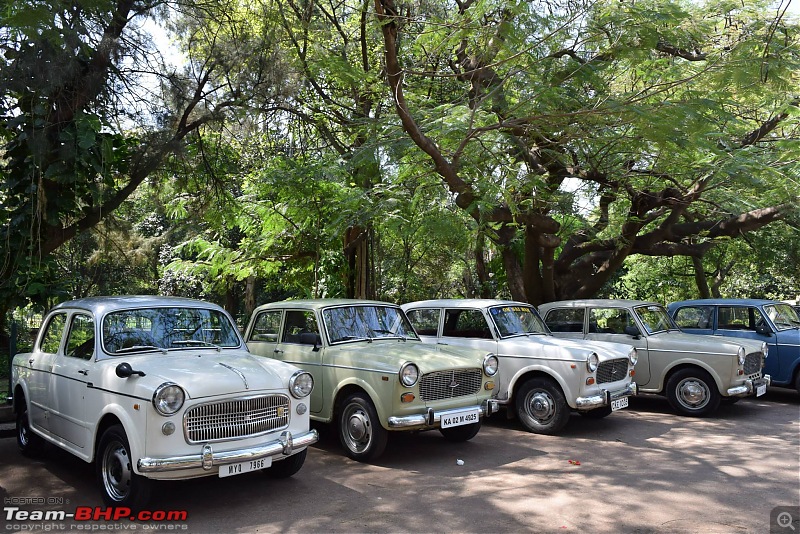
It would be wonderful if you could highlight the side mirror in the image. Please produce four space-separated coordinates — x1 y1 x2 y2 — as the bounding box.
755 324 772 336
624 325 641 339
116 362 146 378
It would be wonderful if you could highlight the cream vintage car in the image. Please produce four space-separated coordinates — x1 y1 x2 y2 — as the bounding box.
244 299 500 461
401 299 638 435
538 299 771 416
11 296 317 509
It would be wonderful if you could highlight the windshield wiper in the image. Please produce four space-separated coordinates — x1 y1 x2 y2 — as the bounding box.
114 345 166 354
172 340 222 351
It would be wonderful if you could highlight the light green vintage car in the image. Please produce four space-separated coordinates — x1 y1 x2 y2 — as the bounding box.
244 299 500 461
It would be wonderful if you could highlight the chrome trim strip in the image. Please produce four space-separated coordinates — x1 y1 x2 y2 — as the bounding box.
575 382 638 409
386 399 499 429
137 429 318 473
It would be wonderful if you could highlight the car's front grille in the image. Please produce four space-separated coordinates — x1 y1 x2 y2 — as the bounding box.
419 369 482 402
596 358 629 384
744 353 763 376
184 394 290 443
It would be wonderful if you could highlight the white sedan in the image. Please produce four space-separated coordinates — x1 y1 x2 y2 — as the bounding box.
11 296 317 509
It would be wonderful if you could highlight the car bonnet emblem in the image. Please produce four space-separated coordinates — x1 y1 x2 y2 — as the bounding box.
219 362 249 389
449 380 459 389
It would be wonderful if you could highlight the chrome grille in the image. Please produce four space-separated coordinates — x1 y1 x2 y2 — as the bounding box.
744 353 762 376
596 359 629 384
184 394 290 443
419 369 482 402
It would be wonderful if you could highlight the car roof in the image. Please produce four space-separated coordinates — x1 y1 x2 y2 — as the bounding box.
255 299 401 311
538 299 661 309
51 295 226 316
402 299 532 309
668 298 783 307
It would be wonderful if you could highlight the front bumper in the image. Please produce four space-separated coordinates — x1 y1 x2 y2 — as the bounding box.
137 429 319 474
727 375 771 397
575 382 638 410
386 399 500 429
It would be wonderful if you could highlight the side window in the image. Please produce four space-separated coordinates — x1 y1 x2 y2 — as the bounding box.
589 308 634 334
718 306 761 331
249 311 282 342
673 306 714 329
543 308 584 333
39 313 67 354
65 314 95 360
443 310 492 339
405 309 440 336
282 311 320 345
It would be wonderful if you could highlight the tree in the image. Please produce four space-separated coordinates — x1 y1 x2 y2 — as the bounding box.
373 0 800 304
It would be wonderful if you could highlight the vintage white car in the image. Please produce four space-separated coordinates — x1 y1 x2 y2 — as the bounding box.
11 296 318 509
244 299 500 461
401 299 638 435
538 299 771 416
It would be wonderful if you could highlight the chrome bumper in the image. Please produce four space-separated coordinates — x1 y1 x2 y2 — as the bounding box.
137 429 319 473
576 382 638 410
727 375 771 396
386 399 500 429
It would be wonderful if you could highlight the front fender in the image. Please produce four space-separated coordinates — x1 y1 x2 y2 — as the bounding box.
657 359 725 394
507 364 578 409
93 401 148 470
326 376 392 428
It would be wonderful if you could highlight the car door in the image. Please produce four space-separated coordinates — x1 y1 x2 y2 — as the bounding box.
438 308 499 355
26 312 67 433
275 309 324 414
584 306 652 386
48 312 96 449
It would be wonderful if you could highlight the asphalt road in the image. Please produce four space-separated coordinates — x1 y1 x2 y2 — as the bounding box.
1 388 798 534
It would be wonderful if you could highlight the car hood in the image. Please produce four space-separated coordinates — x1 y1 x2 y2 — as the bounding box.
649 331 765 354
329 339 485 373
103 350 299 400
498 335 632 361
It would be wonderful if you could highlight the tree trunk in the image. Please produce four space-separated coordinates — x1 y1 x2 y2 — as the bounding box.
691 256 712 298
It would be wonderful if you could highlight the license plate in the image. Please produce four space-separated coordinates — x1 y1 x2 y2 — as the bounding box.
611 397 629 411
756 384 767 397
219 457 272 478
440 409 480 429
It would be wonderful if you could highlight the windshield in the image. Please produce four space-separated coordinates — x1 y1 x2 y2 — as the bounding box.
102 307 241 354
634 305 675 334
764 303 800 330
489 305 548 338
322 305 419 344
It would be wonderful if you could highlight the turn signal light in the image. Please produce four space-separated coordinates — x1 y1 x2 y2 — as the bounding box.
400 392 415 403
630 370 635 377
484 381 495 391
586 377 595 385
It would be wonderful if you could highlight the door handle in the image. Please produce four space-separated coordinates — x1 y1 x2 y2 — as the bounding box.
273 349 284 354
78 369 89 375
29 358 35 366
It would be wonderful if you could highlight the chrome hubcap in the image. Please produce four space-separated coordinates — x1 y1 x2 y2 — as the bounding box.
677 378 709 409
528 391 555 422
341 404 372 453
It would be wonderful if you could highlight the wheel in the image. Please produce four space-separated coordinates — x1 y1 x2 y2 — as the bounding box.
338 393 388 461
579 406 613 419
515 378 570 435
666 368 721 416
16 401 44 456
264 449 307 478
439 421 481 442
96 425 152 510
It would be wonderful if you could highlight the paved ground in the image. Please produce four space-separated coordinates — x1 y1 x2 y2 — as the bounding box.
0 388 798 533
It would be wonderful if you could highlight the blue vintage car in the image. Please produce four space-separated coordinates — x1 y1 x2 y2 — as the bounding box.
667 299 800 394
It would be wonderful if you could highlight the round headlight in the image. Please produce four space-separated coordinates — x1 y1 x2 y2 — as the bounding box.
737 347 746 366
289 371 314 398
399 362 419 387
628 348 638 366
483 354 499 376
586 352 599 372
761 342 768 358
152 383 185 416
